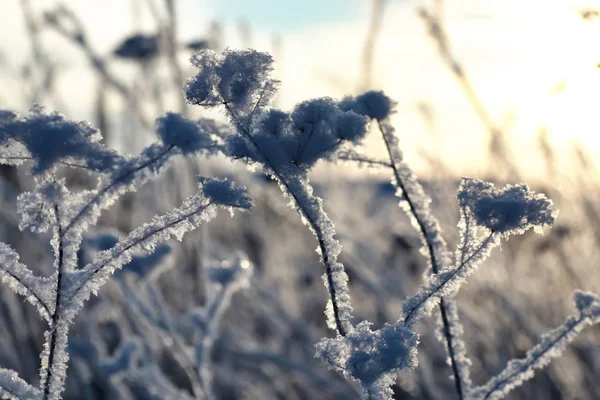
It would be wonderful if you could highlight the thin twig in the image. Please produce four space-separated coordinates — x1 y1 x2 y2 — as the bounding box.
376 118 465 398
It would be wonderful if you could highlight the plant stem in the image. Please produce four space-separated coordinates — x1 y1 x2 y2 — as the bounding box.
376 119 464 399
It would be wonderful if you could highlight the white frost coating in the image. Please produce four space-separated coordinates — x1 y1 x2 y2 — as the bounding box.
437 299 472 392
61 139 213 250
39 320 71 400
468 291 600 400
0 105 123 175
457 178 557 237
264 166 354 336
0 243 55 322
0 368 42 400
403 229 499 328
0 105 249 400
42 113 220 274
282 173 354 335
376 119 453 276
403 177 557 328
185 49 280 121
185 49 363 336
315 321 418 400
338 92 452 276
334 149 393 170
65 178 251 317
345 91 477 397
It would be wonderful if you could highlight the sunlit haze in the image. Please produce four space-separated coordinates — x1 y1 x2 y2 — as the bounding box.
1 0 599 180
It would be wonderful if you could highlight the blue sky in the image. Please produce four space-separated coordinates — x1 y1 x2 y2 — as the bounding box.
210 0 365 32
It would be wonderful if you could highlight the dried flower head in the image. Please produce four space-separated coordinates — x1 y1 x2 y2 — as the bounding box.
315 321 418 397
458 178 557 235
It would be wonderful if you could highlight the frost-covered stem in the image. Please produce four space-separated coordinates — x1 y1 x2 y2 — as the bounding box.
42 204 67 400
63 144 175 236
146 284 204 399
224 103 351 336
376 119 465 398
473 313 593 400
403 231 496 327
336 152 392 168
440 298 464 399
196 286 227 400
0 262 51 320
68 202 209 301
439 208 477 396
118 280 204 399
2 156 92 170
0 367 41 399
376 119 445 274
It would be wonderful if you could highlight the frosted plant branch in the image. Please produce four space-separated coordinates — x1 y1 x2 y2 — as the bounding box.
40 202 66 399
184 49 369 336
439 299 472 395
402 230 498 328
0 367 42 400
63 112 220 241
0 105 251 399
61 143 176 237
0 155 94 170
335 149 393 169
468 291 600 400
340 91 468 398
68 178 252 310
375 118 451 276
375 112 467 399
439 206 479 394
0 242 53 322
232 108 352 336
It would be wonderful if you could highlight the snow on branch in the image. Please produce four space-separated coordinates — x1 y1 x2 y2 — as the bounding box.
65 177 251 313
185 48 369 337
0 102 251 399
468 291 600 400
315 321 418 399
0 367 42 400
403 178 556 328
61 112 220 240
0 242 54 322
334 149 393 170
0 105 123 175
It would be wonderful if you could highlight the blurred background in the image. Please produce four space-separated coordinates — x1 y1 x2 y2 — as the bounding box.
2 0 600 399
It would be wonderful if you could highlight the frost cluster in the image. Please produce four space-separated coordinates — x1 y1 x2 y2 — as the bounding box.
0 104 251 399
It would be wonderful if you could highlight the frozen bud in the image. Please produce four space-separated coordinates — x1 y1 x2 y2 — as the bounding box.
198 177 253 209
458 178 557 235
155 112 215 154
335 111 369 142
340 90 396 120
